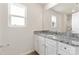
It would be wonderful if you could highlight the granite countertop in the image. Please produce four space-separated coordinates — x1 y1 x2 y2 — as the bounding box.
34 30 79 47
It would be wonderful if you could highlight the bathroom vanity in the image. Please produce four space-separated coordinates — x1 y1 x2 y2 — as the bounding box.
34 31 79 55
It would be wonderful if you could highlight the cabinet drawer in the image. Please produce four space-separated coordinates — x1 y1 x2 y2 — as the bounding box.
58 49 70 55
58 42 67 51
46 38 57 47
58 42 75 55
66 45 75 55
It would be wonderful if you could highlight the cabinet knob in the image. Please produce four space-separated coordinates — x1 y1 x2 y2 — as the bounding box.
64 47 66 49
58 54 61 55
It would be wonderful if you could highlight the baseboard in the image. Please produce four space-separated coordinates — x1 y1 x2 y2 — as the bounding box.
20 49 35 55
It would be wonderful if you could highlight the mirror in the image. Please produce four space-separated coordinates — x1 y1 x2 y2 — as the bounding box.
72 11 79 33
49 3 79 32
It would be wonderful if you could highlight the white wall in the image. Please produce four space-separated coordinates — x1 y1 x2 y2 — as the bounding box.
0 4 4 44
0 3 43 54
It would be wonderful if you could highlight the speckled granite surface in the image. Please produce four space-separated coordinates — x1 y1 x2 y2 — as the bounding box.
34 30 79 47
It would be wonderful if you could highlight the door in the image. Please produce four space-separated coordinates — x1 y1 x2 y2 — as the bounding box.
46 43 56 55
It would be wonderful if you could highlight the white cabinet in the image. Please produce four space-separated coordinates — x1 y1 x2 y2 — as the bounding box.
34 34 79 55
58 49 67 55
57 42 76 55
46 43 56 55
38 36 45 55
34 35 57 55
46 38 57 47
46 38 57 55
34 35 45 55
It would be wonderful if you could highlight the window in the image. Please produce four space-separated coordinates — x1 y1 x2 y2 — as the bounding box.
8 4 26 27
51 15 57 28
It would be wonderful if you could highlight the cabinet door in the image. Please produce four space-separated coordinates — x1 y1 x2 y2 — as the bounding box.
58 42 75 55
46 43 56 55
46 38 57 47
34 35 39 53
58 49 67 55
38 36 45 55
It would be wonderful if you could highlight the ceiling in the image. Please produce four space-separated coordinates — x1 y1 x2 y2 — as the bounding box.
51 3 79 14
38 3 47 6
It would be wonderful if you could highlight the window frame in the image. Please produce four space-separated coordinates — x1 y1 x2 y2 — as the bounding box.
8 3 26 27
